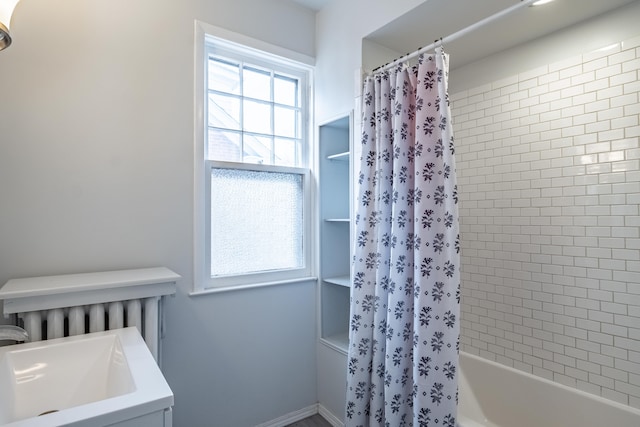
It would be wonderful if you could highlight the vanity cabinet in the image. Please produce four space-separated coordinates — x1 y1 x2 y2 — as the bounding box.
106 408 173 427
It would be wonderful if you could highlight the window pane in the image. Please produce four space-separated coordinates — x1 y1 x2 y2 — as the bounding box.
210 168 303 277
274 138 298 167
243 66 271 101
243 100 272 134
243 134 272 164
207 129 241 162
274 106 298 138
208 58 240 95
274 75 297 106
208 93 240 130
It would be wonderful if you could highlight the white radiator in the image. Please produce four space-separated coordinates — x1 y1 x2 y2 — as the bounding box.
19 297 157 341
0 267 179 362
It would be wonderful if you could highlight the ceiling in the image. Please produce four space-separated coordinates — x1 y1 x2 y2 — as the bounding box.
289 0 639 69
365 0 639 69
290 0 329 11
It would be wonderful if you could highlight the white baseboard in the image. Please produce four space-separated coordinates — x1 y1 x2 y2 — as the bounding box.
255 404 319 427
318 404 344 427
255 403 344 427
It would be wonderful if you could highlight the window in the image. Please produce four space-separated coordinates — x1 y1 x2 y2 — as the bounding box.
206 56 304 166
194 22 314 291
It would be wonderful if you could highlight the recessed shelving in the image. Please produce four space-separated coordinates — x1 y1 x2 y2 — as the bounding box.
319 114 352 354
320 331 349 354
323 275 350 287
327 151 349 161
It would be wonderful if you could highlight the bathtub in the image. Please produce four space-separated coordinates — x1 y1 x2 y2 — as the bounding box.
457 351 640 427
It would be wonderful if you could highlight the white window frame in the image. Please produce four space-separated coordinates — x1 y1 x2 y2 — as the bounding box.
193 20 315 293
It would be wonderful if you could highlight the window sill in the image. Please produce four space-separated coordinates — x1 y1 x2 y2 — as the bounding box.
189 276 318 296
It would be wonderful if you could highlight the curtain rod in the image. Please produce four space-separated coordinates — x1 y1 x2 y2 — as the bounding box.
374 0 540 73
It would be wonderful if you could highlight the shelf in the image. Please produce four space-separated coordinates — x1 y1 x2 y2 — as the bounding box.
326 151 349 161
323 276 350 287
320 332 349 354
319 113 352 363
0 267 180 314
324 218 349 223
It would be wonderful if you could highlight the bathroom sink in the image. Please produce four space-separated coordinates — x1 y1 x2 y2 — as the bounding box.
0 328 173 426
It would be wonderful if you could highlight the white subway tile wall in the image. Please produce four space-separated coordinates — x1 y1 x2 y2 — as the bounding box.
452 34 640 409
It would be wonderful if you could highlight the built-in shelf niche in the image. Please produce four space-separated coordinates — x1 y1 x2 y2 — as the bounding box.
327 151 349 161
323 275 350 287
318 113 352 353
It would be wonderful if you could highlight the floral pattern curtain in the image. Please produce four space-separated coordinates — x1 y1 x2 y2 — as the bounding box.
345 49 460 427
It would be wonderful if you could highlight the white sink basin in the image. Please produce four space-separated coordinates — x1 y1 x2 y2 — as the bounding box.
0 328 173 426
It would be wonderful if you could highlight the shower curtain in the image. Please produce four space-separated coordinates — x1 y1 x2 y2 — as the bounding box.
345 49 460 427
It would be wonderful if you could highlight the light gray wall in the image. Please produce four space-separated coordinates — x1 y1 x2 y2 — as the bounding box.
0 1 316 426
314 0 425 123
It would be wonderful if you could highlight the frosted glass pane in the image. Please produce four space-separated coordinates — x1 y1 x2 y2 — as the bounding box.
210 168 304 277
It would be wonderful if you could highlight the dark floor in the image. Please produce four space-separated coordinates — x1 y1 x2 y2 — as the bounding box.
286 414 332 427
